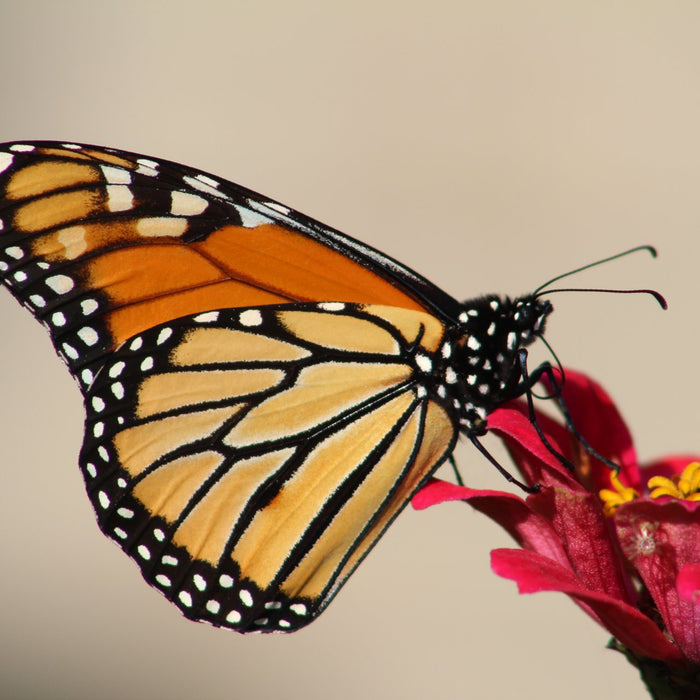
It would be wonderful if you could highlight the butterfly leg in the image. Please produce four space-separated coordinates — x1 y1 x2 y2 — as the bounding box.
468 434 539 493
447 454 465 487
517 350 620 472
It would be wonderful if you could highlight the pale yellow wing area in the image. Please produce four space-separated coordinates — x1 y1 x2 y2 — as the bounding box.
79 301 457 632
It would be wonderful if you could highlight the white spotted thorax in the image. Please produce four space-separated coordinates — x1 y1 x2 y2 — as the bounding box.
437 294 553 434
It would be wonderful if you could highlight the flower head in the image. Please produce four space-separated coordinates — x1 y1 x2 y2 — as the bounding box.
413 369 700 670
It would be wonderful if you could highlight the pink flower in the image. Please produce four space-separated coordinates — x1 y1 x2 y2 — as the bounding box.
413 369 700 675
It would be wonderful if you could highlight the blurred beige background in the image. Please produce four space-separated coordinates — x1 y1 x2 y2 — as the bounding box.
0 2 698 698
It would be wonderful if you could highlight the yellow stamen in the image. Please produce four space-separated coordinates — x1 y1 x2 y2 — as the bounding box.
599 471 639 517
648 462 700 502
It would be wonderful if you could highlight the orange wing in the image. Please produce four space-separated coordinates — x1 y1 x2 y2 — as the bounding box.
0 142 461 385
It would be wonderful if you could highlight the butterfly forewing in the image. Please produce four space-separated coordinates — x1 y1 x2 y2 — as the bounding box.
0 142 461 389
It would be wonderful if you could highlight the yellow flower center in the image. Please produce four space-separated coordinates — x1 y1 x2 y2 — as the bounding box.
599 471 639 517
599 462 700 516
647 461 700 501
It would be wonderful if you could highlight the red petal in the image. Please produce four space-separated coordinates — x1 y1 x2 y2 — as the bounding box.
492 548 684 665
412 479 573 569
487 405 582 490
529 487 635 604
678 564 700 602
615 499 700 664
411 478 472 509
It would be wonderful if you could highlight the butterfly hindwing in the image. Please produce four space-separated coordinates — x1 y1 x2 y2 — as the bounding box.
80 303 458 631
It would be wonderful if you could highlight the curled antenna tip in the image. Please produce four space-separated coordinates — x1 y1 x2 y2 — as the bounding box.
641 244 658 258
651 289 668 309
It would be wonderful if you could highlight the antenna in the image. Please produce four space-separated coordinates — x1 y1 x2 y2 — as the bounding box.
532 245 667 309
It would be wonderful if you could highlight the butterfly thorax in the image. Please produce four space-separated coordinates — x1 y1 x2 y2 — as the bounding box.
445 294 553 435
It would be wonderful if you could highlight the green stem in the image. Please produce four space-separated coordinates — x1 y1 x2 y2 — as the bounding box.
608 639 700 700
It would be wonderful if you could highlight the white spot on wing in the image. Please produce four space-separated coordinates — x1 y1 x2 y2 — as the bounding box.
171 190 209 216
81 298 98 315
415 353 432 373
46 274 74 294
0 152 14 173
137 158 159 169
194 311 219 323
106 185 134 212
157 328 173 344
109 361 125 378
9 144 34 152
467 336 481 351
57 226 88 259
262 200 289 214
195 173 220 188
62 343 79 360
239 309 262 327
183 174 224 199
78 327 99 346
101 165 131 184
5 246 23 259
236 206 273 228
226 610 241 624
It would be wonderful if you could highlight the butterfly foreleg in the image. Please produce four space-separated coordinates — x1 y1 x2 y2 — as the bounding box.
516 350 620 472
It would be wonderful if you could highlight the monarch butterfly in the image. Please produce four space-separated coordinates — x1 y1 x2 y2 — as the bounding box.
0 141 652 633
